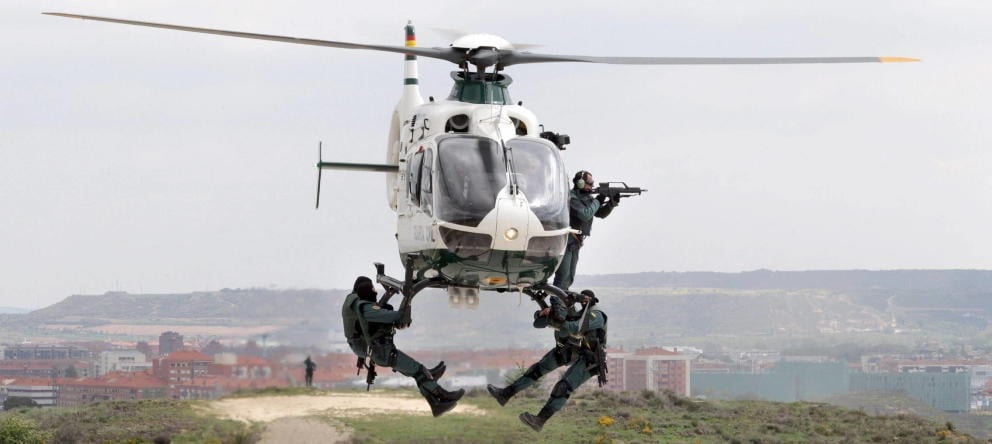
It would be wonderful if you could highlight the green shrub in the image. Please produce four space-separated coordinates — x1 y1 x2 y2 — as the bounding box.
0 415 53 444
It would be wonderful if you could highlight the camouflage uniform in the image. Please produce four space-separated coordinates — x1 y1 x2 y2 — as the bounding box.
553 186 614 290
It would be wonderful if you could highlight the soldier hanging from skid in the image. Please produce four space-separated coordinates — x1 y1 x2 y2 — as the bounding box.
488 289 609 431
342 276 464 417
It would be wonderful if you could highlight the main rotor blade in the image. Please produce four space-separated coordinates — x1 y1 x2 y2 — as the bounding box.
43 12 463 63
501 53 919 66
44 12 918 70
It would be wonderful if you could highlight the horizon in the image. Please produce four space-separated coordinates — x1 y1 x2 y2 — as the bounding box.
5 267 990 311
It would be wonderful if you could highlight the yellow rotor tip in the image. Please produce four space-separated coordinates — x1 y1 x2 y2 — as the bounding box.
880 57 921 63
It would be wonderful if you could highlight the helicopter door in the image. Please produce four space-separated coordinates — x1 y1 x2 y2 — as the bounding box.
407 150 424 207
420 149 434 216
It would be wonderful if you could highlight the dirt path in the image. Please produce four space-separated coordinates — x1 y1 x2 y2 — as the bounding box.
208 392 485 443
257 417 349 444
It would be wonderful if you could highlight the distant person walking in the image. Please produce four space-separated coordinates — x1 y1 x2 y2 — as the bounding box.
304 355 316 387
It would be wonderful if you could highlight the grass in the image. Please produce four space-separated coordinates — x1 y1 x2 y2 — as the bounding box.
0 399 260 444
0 388 982 443
338 388 980 443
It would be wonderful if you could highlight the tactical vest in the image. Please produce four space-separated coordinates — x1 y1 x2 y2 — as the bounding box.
342 292 372 348
556 309 607 352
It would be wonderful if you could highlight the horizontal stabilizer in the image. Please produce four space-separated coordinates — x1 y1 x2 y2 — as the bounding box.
316 162 398 173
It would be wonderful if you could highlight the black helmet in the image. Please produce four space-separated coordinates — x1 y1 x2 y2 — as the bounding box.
353 276 377 301
579 289 599 305
353 276 372 292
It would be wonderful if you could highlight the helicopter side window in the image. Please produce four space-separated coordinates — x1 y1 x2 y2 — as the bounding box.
408 151 424 205
435 136 506 227
420 149 434 215
510 117 527 136
506 138 569 230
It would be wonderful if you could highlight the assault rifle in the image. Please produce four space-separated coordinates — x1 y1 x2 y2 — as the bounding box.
358 352 377 391
594 182 647 205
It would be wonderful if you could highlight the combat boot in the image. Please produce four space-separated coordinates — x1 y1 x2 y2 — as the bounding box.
420 384 465 417
519 406 553 432
486 384 514 406
520 409 551 432
429 361 446 380
519 412 546 431
415 366 464 417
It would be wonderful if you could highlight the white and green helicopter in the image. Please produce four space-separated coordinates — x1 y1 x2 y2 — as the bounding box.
45 12 916 324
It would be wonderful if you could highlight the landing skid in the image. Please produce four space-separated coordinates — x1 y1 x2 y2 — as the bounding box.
372 255 569 327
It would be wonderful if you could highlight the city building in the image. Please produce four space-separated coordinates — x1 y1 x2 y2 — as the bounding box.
1 344 90 361
96 350 152 376
1 377 59 408
211 353 273 380
153 350 213 385
158 331 184 356
605 347 691 396
57 372 168 407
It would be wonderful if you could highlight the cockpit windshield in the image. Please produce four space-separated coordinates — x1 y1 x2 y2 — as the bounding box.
435 136 507 227
506 138 569 230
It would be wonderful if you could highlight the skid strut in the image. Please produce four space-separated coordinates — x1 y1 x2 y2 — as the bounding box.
522 283 570 310
373 255 444 329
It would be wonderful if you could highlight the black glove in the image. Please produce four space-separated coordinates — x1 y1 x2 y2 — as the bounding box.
533 310 551 328
596 194 607 204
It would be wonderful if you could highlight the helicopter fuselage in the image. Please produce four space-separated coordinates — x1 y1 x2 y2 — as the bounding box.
389 88 572 291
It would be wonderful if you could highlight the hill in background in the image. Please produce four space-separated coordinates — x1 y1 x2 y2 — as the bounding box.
4 269 991 349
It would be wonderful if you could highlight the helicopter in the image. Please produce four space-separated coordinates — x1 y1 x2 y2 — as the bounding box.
45 12 917 325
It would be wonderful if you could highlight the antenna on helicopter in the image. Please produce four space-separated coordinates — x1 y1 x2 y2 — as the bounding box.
315 141 323 209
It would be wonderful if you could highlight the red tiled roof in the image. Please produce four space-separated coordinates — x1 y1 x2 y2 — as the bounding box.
2 377 64 387
236 355 271 367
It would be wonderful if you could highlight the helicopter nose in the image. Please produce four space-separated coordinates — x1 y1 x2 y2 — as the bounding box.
493 196 529 250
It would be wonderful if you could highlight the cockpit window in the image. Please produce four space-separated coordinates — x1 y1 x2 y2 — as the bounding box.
506 138 569 230
435 136 507 227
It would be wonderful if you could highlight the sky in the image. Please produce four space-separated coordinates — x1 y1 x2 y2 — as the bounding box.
1 0 990 308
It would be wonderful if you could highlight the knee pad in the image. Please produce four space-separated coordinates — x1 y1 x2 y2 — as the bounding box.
551 380 574 399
